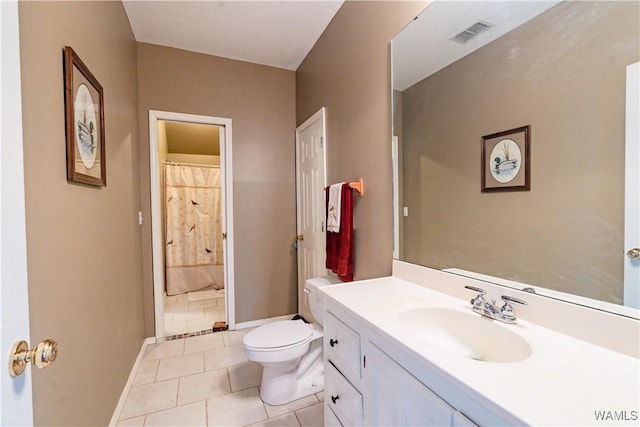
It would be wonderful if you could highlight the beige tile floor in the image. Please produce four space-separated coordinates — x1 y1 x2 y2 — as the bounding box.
117 329 325 426
164 289 226 337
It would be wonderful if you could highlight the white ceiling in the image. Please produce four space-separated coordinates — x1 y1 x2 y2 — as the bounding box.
122 0 344 71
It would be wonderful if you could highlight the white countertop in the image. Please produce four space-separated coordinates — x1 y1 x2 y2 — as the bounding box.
320 276 640 426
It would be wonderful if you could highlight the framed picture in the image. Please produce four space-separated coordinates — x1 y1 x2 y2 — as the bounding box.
481 125 530 192
64 46 106 187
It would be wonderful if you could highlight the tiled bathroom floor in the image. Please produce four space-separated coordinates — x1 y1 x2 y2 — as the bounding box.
116 329 324 426
164 289 226 337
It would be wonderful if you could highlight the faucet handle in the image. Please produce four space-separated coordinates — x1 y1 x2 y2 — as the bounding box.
500 295 527 323
464 285 486 295
501 295 527 306
465 286 486 311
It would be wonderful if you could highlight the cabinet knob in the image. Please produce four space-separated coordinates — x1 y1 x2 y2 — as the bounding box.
329 338 339 347
331 394 340 404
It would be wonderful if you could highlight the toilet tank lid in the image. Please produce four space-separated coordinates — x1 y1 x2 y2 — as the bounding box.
304 276 342 289
243 320 313 349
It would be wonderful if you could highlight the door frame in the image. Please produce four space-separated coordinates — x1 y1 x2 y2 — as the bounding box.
1 0 34 423
295 107 327 313
149 110 235 340
624 62 639 308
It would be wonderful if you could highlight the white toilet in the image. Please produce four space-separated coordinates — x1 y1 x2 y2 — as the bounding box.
242 276 340 406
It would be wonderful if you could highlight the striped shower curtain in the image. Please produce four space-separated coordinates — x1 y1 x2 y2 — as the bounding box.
164 164 224 295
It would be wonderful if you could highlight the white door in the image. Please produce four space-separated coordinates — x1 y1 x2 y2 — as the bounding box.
1 0 34 423
624 62 640 308
295 108 327 318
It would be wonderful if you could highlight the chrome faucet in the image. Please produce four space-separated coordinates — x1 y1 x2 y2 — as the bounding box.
464 285 527 324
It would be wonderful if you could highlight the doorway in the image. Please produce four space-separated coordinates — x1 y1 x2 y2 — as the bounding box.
149 111 235 341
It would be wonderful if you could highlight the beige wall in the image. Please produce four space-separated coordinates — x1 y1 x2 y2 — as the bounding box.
400 1 639 303
18 1 144 425
137 43 297 329
296 1 429 280
167 153 220 165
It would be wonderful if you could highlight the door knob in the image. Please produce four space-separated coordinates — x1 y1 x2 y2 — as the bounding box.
9 339 58 377
296 234 304 241
627 248 640 260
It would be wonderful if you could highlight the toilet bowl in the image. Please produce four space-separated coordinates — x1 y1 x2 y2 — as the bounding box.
242 276 341 406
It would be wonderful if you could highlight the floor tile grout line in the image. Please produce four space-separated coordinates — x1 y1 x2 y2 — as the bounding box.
204 396 209 427
129 399 207 423
259 387 268 421
293 408 303 427
116 413 147 425
173 370 180 413
225 366 232 398
255 386 270 427
176 375 183 407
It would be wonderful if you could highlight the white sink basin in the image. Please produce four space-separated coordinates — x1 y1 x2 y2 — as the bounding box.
397 307 531 363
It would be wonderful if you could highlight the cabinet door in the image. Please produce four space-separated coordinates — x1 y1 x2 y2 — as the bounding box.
370 345 454 426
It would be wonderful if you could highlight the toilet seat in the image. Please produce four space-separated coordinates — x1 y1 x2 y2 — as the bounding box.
243 320 313 351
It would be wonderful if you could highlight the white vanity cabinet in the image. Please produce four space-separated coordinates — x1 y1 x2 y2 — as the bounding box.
323 300 480 427
320 273 640 426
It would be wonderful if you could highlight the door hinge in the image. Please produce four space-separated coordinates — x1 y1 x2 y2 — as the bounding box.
222 232 227 240
320 137 324 148
363 355 367 369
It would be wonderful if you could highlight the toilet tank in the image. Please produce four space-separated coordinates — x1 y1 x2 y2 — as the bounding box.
304 276 342 326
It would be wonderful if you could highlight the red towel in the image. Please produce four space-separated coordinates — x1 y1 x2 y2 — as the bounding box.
326 183 354 281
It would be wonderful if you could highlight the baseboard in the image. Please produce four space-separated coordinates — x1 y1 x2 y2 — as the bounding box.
109 337 156 426
235 313 297 330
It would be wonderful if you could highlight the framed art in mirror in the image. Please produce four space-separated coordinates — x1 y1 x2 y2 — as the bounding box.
481 125 530 192
63 46 106 187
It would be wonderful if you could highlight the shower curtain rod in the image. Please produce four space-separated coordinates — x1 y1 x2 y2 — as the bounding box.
163 161 220 169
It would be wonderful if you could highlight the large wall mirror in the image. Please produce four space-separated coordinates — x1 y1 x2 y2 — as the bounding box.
392 0 639 318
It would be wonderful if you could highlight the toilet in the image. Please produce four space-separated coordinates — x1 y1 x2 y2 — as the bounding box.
242 276 341 406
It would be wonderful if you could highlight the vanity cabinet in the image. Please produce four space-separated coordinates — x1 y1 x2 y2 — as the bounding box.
323 302 479 427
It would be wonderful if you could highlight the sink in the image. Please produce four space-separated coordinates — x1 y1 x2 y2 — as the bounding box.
397 307 531 363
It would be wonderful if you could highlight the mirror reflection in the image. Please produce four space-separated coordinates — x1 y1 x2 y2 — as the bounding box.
392 0 639 316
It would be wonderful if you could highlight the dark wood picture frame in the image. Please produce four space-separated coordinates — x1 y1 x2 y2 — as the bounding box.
64 46 106 187
481 125 530 192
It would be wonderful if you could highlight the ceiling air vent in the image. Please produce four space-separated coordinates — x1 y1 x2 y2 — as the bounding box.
451 21 494 44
